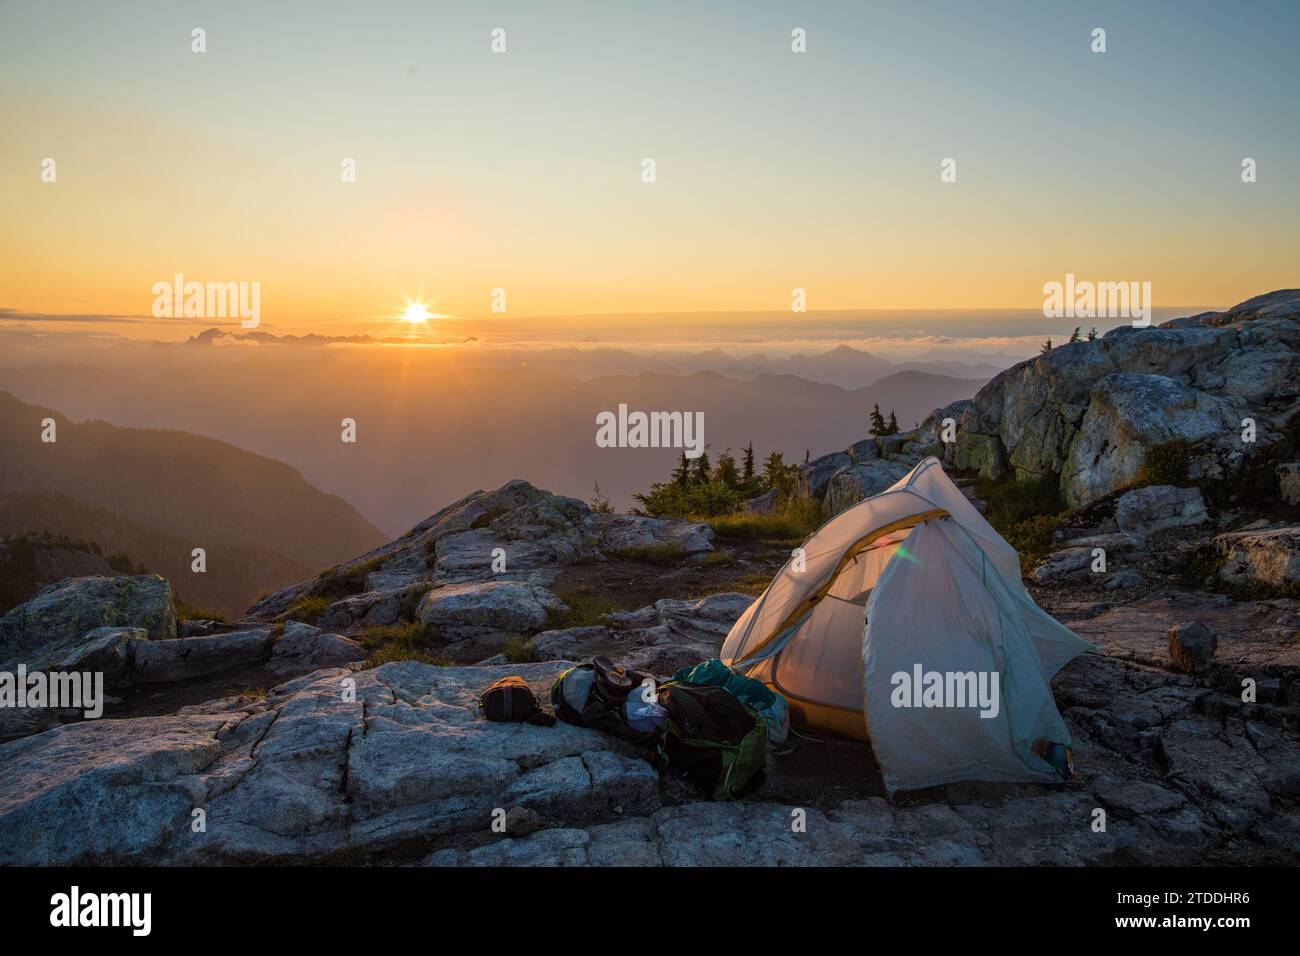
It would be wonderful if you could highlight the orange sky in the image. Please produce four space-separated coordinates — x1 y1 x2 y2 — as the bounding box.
2 2 1296 340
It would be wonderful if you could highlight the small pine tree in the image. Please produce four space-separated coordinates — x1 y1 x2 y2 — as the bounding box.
762 451 788 491
690 450 711 484
590 482 614 514
671 451 690 488
869 403 887 436
886 410 899 434
1087 327 1099 341
741 441 755 483
1040 338 1053 354
1068 327 1081 343
714 449 740 489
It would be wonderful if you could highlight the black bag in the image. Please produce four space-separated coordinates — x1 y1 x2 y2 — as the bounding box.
550 656 661 747
656 682 768 799
481 676 556 726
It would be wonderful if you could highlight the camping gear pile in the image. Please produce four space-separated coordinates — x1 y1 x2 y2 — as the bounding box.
551 656 786 800
482 655 787 800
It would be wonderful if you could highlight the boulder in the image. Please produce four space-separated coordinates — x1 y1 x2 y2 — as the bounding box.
416 581 567 639
1113 485 1209 537
604 592 754 673
1103 569 1144 591
952 291 1300 507
130 630 271 683
0 575 175 669
53 626 144 685
504 806 541 836
915 400 972 459
1061 374 1240 507
845 438 879 463
597 515 713 555
800 452 851 500
741 488 780 514
317 584 425 633
823 459 911 516
1213 527 1300 591
1167 622 1217 674
1030 548 1097 585
531 625 609 661
269 622 366 675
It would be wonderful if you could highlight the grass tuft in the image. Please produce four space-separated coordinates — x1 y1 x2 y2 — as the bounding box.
355 620 448 668
174 597 227 623
546 590 627 630
612 541 684 564
284 594 331 625
504 636 536 663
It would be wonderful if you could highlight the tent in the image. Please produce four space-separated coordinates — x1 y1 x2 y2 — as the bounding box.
720 456 1093 793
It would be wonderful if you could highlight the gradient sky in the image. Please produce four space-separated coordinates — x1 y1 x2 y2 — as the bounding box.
1 0 1297 340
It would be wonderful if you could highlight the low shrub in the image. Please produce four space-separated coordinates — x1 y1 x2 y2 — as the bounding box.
972 473 1068 575
705 495 823 545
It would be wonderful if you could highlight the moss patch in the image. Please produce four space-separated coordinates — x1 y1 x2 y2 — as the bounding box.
1135 439 1191 487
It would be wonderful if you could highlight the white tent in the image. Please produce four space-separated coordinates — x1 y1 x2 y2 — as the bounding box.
720 456 1093 793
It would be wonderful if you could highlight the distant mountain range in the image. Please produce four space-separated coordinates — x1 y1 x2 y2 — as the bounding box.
0 391 387 617
0 351 987 533
368 342 1011 389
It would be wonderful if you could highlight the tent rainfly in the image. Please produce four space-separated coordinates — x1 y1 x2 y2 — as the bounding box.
720 456 1093 793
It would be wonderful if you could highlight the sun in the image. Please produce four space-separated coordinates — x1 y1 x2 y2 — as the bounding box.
402 302 433 323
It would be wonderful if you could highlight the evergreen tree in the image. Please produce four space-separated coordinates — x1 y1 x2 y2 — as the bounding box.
1068 327 1081 343
741 441 755 482
671 451 690 488
869 403 887 436
1087 327 1099 341
590 482 614 514
886 410 899 434
762 451 788 490
714 449 740 489
1040 338 1053 354
690 450 711 484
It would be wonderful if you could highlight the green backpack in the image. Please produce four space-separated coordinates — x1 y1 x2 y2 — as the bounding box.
656 682 769 800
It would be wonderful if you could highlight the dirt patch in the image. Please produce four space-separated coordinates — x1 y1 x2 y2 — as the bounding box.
550 538 792 612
